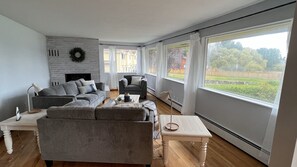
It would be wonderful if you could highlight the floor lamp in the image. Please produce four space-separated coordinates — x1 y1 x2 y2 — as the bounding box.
27 83 42 114
160 91 179 131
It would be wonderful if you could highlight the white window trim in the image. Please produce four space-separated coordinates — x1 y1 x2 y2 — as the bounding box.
163 77 184 85
201 20 292 107
145 73 157 77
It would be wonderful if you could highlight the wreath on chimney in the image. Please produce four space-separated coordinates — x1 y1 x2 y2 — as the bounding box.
69 47 85 62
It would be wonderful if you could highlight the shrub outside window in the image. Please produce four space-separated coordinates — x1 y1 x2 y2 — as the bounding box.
204 22 291 103
147 48 157 75
166 41 190 81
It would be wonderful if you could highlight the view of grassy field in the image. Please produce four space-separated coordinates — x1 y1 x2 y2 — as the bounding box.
167 72 184 81
205 75 279 103
168 71 279 103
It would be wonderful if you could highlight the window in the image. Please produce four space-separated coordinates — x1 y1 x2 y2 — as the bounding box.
103 49 110 73
204 22 291 103
103 48 138 73
147 48 157 75
115 49 137 73
166 41 190 81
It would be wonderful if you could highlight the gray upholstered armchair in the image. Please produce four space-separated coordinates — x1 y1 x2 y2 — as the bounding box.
119 75 147 99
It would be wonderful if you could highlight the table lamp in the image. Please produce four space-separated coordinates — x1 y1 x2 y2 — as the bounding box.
159 91 179 131
27 83 42 114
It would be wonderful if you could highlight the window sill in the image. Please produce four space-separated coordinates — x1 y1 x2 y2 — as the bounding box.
199 87 274 109
163 77 184 85
145 73 157 77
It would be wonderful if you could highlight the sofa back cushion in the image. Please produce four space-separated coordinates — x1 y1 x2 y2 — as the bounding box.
47 106 95 120
124 75 144 85
53 85 67 95
74 78 85 87
38 87 56 96
63 81 79 95
95 107 146 121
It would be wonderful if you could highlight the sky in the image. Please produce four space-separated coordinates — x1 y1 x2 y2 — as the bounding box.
234 32 289 57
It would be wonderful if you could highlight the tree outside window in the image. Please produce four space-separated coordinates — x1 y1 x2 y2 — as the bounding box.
166 42 190 81
205 22 290 103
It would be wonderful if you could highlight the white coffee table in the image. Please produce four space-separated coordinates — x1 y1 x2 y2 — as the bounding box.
0 109 47 154
116 94 140 103
160 115 212 167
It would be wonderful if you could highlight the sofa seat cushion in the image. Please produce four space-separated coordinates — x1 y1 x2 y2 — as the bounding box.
64 99 90 107
95 106 147 121
47 106 95 120
124 85 141 91
63 81 79 95
76 94 99 104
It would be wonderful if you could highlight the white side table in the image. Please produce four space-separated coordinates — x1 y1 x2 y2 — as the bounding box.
0 110 47 154
160 115 212 167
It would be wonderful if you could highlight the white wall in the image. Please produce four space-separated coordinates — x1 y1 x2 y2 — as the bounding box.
0 15 49 122
269 2 297 166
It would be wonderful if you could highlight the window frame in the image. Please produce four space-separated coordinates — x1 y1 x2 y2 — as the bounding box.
146 47 158 76
115 48 138 73
102 46 139 74
201 20 292 106
102 48 111 73
164 40 190 83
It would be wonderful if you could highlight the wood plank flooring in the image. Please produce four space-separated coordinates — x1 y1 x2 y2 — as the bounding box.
0 91 266 167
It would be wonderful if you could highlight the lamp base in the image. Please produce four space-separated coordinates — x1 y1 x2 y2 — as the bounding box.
165 122 179 131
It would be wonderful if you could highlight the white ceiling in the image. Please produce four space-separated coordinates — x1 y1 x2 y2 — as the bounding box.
0 0 262 44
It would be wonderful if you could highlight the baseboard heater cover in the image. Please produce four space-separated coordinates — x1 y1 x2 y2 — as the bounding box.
195 112 269 165
196 113 261 150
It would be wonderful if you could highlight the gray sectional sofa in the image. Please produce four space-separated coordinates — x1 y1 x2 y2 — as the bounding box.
32 79 106 109
37 105 154 167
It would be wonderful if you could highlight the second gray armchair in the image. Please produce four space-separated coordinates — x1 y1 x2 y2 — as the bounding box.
119 75 147 99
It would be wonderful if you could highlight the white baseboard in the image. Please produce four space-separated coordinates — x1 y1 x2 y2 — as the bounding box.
147 88 182 112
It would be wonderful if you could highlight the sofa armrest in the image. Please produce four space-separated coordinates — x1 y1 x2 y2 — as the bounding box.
119 78 128 94
32 96 76 109
95 82 105 91
140 78 147 99
140 78 147 89
148 110 154 125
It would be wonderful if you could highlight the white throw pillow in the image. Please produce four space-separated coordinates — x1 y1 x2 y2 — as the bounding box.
131 76 142 85
82 80 97 91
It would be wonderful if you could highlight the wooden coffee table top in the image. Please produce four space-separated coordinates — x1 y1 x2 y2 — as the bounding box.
160 115 212 138
0 109 47 128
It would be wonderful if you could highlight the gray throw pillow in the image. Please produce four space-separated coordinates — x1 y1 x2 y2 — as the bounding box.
78 85 96 94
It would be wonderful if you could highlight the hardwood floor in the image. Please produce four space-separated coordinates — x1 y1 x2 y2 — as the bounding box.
0 91 266 167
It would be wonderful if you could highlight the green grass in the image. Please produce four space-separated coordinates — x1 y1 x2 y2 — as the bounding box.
167 73 184 81
167 72 279 103
205 75 279 103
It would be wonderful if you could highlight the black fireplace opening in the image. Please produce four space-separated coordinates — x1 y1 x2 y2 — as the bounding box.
65 73 91 82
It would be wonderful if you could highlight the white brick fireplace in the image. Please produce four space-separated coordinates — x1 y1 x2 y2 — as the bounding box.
47 36 100 85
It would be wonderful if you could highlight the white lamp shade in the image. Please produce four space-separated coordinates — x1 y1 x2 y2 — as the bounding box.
32 83 42 94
